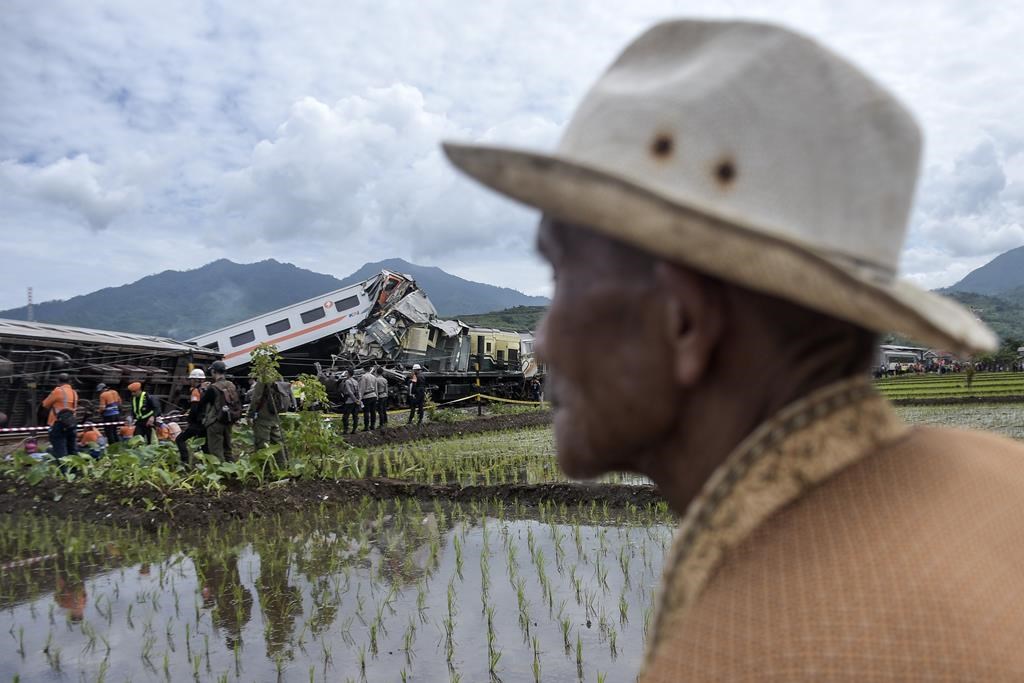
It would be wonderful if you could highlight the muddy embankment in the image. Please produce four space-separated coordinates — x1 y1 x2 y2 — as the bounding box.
0 478 663 531
341 409 552 446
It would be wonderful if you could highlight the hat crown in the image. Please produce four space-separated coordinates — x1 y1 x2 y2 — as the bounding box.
558 20 921 276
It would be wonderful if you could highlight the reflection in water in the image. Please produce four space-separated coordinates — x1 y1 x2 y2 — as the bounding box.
193 547 253 651
54 544 87 623
0 498 674 682
253 536 302 659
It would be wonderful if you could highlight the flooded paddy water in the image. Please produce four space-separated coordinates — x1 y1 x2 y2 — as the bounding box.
2 401 1021 681
0 498 673 682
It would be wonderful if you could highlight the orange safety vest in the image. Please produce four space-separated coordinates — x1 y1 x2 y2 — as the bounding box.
42 384 78 426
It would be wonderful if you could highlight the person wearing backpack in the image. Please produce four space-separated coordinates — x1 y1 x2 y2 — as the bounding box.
42 373 78 457
128 382 161 444
199 361 241 461
250 378 292 465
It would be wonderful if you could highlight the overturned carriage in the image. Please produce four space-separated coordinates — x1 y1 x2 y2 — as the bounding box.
190 270 539 403
0 319 221 428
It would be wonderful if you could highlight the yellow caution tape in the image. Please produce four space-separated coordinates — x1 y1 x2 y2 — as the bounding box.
435 393 546 407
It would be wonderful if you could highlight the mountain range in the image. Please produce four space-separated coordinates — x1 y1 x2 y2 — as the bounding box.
941 245 1024 343
0 258 549 339
3 246 1022 345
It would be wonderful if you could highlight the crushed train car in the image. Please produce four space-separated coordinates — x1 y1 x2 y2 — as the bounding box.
189 270 541 401
0 319 221 428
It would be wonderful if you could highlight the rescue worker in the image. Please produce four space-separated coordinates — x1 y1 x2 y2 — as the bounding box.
155 419 181 442
77 422 103 458
407 364 426 425
176 368 208 465
127 382 160 444
250 377 290 465
42 372 78 457
96 383 123 445
323 372 343 411
357 367 378 431
198 361 238 461
375 366 389 428
341 370 361 434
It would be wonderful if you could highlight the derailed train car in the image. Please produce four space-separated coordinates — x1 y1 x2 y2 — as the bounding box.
0 319 221 428
190 270 541 403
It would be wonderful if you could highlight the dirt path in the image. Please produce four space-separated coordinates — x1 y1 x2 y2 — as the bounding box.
342 409 552 447
0 476 663 531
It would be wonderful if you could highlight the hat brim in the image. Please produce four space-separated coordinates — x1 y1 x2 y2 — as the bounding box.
443 142 997 355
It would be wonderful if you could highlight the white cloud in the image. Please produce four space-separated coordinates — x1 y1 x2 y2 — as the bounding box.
222 85 557 259
0 154 142 230
902 137 1024 285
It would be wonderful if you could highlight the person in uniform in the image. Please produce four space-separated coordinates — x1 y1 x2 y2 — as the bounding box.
249 377 290 465
127 381 160 444
374 367 389 428
407 364 426 425
199 361 237 461
443 19 1024 680
340 370 361 435
357 368 378 431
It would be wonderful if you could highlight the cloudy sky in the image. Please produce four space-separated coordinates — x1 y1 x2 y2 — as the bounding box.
2 0 1023 311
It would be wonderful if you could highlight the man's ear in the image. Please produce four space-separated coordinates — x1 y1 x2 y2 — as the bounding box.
655 263 724 386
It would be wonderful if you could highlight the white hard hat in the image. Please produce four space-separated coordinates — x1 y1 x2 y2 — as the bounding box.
412 364 422 370
189 369 206 379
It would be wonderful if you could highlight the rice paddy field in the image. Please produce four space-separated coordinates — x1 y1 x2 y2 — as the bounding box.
875 371 1024 401
0 499 672 682
2 396 1023 681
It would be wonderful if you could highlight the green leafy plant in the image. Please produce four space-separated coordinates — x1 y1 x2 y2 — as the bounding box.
249 342 283 384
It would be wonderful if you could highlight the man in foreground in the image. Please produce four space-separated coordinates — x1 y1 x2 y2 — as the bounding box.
444 19 1024 681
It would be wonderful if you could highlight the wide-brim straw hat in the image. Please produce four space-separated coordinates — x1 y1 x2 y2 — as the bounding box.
443 20 997 355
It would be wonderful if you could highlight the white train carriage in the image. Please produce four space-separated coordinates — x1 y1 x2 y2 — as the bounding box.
188 274 392 369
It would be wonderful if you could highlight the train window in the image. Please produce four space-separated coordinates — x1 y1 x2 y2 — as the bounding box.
496 350 504 361
230 330 256 347
265 318 291 335
301 307 326 324
203 341 220 352
334 295 359 312
486 342 492 353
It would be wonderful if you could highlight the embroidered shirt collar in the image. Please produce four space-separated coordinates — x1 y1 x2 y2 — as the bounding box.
645 376 909 665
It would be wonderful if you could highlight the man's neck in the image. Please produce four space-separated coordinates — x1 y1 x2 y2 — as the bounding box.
651 361 865 516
